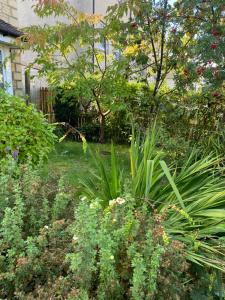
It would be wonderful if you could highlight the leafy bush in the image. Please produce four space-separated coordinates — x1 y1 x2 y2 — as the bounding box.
157 126 193 163
0 157 74 298
67 196 191 299
161 91 225 152
0 89 55 164
53 87 82 127
0 157 73 235
105 110 131 144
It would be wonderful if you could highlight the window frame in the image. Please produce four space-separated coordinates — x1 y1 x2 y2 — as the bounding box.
0 43 14 95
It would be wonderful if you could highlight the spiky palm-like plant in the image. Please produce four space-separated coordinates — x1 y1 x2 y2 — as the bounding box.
79 128 225 271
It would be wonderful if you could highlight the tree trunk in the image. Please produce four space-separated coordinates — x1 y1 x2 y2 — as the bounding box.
99 114 105 144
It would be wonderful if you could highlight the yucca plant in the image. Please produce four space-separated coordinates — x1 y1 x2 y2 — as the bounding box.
157 156 225 271
79 143 122 206
79 127 225 272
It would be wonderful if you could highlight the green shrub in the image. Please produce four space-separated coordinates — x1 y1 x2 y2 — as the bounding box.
161 91 225 153
105 110 131 144
67 196 224 299
0 157 73 235
0 89 55 164
53 86 130 143
53 87 81 127
67 196 191 299
0 157 74 298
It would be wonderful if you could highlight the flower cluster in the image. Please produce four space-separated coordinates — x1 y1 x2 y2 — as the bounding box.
4 146 20 160
109 197 126 206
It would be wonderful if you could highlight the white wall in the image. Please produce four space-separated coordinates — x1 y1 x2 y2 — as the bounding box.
17 0 118 31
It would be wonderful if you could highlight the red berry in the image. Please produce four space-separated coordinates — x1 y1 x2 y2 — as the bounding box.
212 91 220 98
196 66 204 75
171 27 177 33
183 69 189 76
131 22 138 29
211 29 220 37
211 43 217 49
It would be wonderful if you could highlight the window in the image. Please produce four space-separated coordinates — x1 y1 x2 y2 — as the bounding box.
0 46 13 94
0 50 4 89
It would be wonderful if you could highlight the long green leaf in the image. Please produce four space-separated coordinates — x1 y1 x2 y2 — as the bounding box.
160 160 186 211
145 160 154 198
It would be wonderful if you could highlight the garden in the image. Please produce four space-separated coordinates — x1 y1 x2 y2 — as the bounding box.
0 0 224 299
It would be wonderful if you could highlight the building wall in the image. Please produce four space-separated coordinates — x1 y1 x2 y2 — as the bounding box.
95 0 117 15
11 48 23 96
0 0 17 27
75 0 117 14
17 0 74 102
0 0 23 96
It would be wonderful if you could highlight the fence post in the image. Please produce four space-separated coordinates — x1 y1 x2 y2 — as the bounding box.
39 87 55 123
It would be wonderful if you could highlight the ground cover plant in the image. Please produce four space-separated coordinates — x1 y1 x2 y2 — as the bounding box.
0 139 224 299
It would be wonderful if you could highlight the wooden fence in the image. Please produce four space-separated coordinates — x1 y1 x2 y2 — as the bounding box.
40 87 55 123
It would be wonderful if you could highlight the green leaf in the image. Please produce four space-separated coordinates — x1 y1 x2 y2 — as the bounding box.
160 160 186 211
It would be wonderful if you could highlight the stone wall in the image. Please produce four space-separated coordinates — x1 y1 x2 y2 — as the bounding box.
11 49 23 96
0 0 18 27
0 0 23 96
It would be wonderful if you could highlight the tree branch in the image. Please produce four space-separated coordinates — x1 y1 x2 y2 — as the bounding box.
153 0 168 96
93 50 104 74
146 16 158 69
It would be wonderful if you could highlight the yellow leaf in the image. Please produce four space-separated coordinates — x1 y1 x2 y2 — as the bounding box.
96 52 104 63
123 44 139 56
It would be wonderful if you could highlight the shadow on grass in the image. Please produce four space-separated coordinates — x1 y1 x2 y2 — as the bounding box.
42 141 129 190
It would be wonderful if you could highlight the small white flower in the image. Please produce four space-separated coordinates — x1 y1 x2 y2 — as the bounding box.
90 202 97 208
109 199 117 206
44 225 49 229
110 255 114 260
73 235 79 242
116 197 125 205
109 197 126 206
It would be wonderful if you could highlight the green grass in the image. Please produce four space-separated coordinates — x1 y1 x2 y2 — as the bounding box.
43 141 129 189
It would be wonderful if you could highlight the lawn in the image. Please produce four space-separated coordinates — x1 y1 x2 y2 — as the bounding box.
43 141 129 189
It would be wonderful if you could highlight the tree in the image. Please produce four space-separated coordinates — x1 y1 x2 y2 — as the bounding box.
105 0 224 95
173 0 224 94
24 0 126 143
